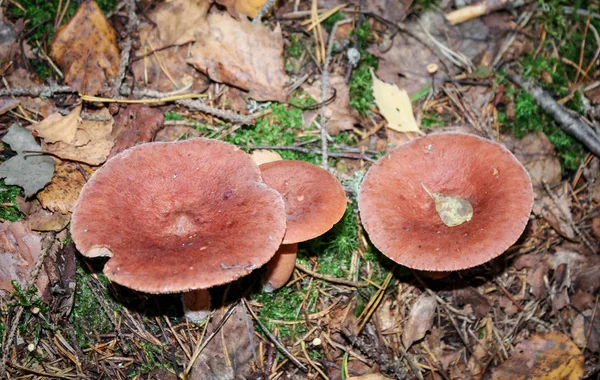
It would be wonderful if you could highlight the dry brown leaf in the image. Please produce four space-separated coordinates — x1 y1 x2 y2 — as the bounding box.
41 107 115 165
375 297 397 331
571 310 600 352
0 221 49 298
155 125 201 142
37 161 95 214
26 199 71 232
188 12 288 102
0 98 19 116
303 75 359 135
216 0 268 18
532 182 575 240
34 104 81 144
453 287 491 317
189 303 255 379
251 150 282 166
502 132 561 188
371 69 421 134
110 105 164 158
402 294 436 348
143 0 210 49
490 332 584 380
50 0 120 95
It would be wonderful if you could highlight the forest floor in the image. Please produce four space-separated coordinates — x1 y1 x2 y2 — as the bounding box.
0 0 599 379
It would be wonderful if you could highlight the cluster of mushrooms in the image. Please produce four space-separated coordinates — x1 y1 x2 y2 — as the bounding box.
71 133 534 321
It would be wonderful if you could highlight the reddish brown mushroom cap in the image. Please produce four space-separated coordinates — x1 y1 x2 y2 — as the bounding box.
358 133 534 271
71 139 286 293
259 160 347 244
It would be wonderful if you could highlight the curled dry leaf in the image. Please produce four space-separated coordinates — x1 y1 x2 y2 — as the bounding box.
40 107 115 165
371 69 421 134
50 0 120 95
490 332 584 380
26 199 71 232
421 183 473 227
0 124 55 198
34 104 82 144
402 294 437 348
188 12 288 102
0 221 49 298
37 161 95 214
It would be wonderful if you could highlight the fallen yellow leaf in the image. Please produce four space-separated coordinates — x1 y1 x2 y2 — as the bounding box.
371 68 421 134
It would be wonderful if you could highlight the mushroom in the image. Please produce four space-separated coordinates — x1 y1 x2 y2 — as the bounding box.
358 133 534 272
259 160 347 292
71 138 286 321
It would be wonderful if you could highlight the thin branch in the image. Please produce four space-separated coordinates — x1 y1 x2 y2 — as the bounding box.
0 85 76 97
294 263 370 288
111 0 138 98
241 298 309 372
246 145 376 162
506 70 600 158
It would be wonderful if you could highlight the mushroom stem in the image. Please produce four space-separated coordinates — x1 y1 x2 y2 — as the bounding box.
263 243 299 292
182 289 212 322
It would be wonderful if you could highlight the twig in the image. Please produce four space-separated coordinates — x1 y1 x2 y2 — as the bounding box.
506 71 600 157
111 0 138 98
119 86 256 125
294 263 369 287
0 85 76 97
320 19 352 168
241 298 308 372
246 145 377 162
340 326 408 379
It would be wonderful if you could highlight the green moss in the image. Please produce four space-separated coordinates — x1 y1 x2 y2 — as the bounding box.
0 180 24 221
164 111 185 121
72 257 115 348
349 22 378 116
225 93 319 162
7 282 53 347
421 111 444 128
322 11 345 32
137 341 164 373
253 286 307 339
286 35 304 59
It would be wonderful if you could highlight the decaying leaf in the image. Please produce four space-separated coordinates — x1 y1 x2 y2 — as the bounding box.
304 75 360 135
37 161 95 214
110 105 164 158
421 183 473 227
502 132 561 188
0 221 49 298
0 98 19 116
50 0 120 94
532 182 575 239
216 0 268 19
189 303 255 379
402 294 437 348
40 107 115 165
0 124 55 197
34 104 82 144
188 12 288 102
371 69 421 134
490 332 584 380
348 374 392 380
26 199 71 232
143 0 210 49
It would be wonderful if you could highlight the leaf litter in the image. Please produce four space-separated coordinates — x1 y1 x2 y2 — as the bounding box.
0 0 599 379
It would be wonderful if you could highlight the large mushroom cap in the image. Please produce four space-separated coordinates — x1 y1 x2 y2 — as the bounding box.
259 160 347 244
358 133 534 271
71 139 286 293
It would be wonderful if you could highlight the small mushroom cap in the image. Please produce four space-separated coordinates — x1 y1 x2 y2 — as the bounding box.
259 160 347 244
71 139 286 293
358 133 534 271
